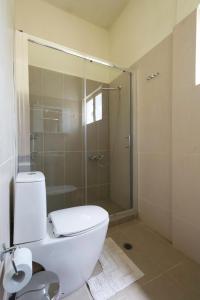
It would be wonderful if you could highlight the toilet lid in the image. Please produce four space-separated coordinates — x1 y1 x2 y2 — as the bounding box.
49 205 109 237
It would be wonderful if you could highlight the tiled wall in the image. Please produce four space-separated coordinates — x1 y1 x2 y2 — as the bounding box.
0 0 16 297
172 10 200 264
131 35 172 241
131 8 200 264
29 66 84 212
29 66 110 212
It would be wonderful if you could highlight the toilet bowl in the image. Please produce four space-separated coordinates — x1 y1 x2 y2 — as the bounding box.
13 172 109 298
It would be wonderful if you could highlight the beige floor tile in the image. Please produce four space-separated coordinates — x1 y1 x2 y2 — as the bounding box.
63 219 200 300
108 224 163 285
166 258 200 298
141 273 197 300
108 219 185 285
110 273 199 300
151 273 196 300
107 225 132 251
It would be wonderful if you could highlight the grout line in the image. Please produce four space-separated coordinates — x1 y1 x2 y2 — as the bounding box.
109 227 187 288
139 261 184 287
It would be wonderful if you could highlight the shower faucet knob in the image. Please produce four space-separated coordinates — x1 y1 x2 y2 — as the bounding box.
88 153 104 161
97 154 104 160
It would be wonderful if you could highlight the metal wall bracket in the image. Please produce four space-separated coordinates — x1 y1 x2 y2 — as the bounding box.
146 72 160 81
0 243 19 275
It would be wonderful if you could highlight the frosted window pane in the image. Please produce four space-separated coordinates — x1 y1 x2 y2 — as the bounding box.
86 99 94 124
95 93 102 121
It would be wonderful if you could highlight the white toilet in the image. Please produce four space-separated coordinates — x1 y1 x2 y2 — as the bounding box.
13 172 109 298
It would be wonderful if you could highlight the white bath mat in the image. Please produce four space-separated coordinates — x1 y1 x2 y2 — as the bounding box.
87 238 144 300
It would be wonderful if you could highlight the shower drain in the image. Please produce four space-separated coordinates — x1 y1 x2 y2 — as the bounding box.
123 243 133 250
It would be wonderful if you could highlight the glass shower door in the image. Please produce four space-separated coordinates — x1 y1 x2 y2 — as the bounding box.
27 38 133 215
85 62 132 214
28 41 86 213
109 71 132 213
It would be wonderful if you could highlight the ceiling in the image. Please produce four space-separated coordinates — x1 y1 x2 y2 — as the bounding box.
42 0 129 29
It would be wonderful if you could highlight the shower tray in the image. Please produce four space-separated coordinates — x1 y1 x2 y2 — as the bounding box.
46 185 77 196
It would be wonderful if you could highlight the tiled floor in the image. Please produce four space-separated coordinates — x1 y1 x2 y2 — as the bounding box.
64 218 200 300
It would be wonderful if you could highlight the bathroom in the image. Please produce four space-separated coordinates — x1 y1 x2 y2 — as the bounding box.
1 0 200 299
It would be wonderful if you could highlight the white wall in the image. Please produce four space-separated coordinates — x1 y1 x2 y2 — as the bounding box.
28 42 118 84
177 0 200 23
128 7 200 262
15 0 200 69
109 0 200 67
15 0 110 61
110 0 176 67
0 0 16 297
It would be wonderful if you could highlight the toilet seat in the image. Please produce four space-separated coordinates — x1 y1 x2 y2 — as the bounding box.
49 205 109 237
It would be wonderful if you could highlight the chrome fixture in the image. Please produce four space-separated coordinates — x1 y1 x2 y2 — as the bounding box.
146 72 160 81
86 85 122 101
88 153 104 161
0 244 19 275
101 86 122 91
125 136 131 149
27 33 129 73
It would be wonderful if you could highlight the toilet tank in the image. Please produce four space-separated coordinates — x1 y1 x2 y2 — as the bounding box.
14 172 47 245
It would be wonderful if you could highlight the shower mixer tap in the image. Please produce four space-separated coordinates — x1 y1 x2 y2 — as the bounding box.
96 154 104 160
88 153 104 161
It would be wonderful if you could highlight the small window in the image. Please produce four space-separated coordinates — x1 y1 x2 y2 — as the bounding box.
196 5 200 85
86 98 94 124
86 93 103 125
95 93 102 121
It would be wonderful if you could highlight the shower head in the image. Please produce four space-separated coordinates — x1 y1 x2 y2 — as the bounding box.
85 85 122 100
101 85 122 91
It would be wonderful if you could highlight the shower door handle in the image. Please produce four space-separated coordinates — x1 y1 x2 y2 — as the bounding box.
125 136 130 148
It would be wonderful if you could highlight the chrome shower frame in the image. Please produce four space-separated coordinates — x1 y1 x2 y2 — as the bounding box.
16 30 137 222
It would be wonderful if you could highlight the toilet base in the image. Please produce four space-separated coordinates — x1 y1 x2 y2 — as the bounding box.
23 220 109 297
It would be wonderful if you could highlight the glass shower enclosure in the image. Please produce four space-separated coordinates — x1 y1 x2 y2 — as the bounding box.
27 39 133 216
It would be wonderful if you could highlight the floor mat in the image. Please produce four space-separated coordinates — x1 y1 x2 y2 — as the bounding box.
87 238 144 300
